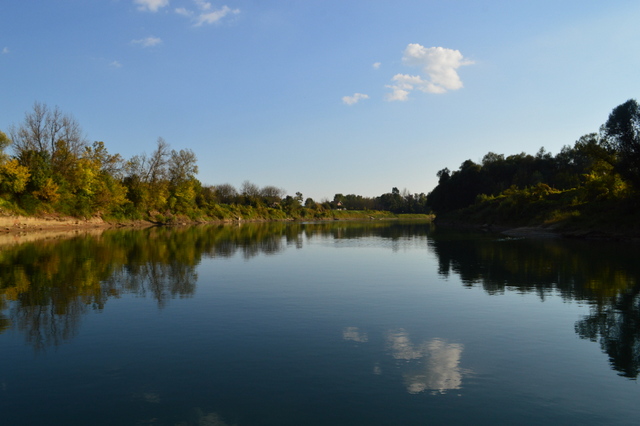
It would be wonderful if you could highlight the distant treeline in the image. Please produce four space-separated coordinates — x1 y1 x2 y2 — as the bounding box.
0 102 429 221
426 99 640 222
331 188 429 214
4 99 637 223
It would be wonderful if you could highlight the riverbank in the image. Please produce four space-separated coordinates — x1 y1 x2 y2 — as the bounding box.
0 214 151 247
431 189 640 242
4 209 637 244
0 211 434 240
435 217 640 242
0 214 152 233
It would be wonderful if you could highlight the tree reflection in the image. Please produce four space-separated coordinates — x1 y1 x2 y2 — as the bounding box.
575 286 640 378
428 229 639 303
3 219 640 380
12 301 85 351
428 228 640 378
0 221 432 350
4 221 639 377
0 228 198 349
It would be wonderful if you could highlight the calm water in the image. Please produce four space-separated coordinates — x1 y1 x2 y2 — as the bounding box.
1 221 639 425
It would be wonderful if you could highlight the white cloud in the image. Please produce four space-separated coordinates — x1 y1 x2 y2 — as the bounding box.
373 62 381 69
195 5 240 26
385 88 409 102
194 0 212 10
110 60 123 68
175 7 192 16
176 1 240 26
2 47 9 54
342 93 370 105
386 43 473 101
390 74 427 88
134 0 169 12
131 36 163 47
403 44 474 91
385 74 428 101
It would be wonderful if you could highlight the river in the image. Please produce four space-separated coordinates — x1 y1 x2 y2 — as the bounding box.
1 221 639 425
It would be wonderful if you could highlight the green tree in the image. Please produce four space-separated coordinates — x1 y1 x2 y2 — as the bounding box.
304 197 316 208
214 183 238 204
241 180 261 206
602 99 640 190
332 193 345 209
85 141 125 179
260 185 284 205
0 159 31 195
124 138 171 212
168 148 199 212
0 130 10 163
427 160 488 214
79 141 128 214
17 149 58 205
196 185 214 207
0 131 31 197
168 149 198 184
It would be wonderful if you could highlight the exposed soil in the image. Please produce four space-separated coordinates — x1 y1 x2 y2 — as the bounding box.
0 214 155 232
0 214 155 247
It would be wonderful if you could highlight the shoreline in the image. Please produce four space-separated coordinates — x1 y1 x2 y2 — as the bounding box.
0 213 423 247
7 213 635 245
0 215 153 247
0 211 431 234
0 215 154 233
435 219 640 243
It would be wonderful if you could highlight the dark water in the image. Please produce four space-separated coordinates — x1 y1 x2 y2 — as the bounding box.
1 221 639 425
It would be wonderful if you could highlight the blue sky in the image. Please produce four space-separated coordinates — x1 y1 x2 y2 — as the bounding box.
2 1 640 201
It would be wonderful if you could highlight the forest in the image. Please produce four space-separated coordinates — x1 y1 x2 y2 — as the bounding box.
1 99 639 229
0 102 429 223
426 99 640 233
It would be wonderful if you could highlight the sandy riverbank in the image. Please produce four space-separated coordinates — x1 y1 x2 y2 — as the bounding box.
0 214 156 247
0 214 157 233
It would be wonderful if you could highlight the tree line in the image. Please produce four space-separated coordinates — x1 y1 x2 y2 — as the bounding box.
0 102 430 221
7 99 635 222
426 99 640 216
331 188 429 214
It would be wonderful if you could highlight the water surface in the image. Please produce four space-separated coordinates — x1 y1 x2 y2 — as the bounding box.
1 221 639 425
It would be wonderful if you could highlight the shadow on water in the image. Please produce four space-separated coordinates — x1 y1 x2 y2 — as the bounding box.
428 228 640 379
1 220 639 379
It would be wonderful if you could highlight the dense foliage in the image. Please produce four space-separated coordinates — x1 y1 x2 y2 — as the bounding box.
0 103 430 222
426 99 640 229
4 99 637 227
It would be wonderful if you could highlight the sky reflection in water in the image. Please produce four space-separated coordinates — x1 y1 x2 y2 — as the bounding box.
1 221 640 425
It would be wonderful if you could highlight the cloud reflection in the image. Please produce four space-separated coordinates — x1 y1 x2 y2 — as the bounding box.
176 410 234 426
343 326 368 343
387 330 464 394
142 392 161 404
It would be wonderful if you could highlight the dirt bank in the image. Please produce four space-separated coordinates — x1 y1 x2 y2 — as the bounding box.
0 215 104 231
0 214 157 247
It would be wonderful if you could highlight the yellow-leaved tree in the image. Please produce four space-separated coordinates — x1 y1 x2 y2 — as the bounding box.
0 130 31 198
